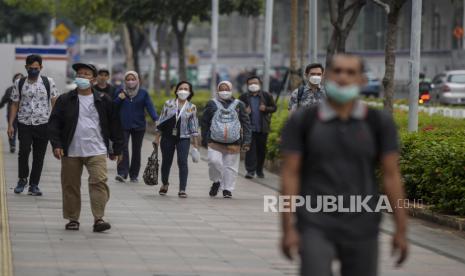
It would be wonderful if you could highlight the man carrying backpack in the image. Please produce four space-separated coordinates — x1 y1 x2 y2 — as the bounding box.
288 63 325 112
201 81 251 198
8 54 58 196
280 54 408 276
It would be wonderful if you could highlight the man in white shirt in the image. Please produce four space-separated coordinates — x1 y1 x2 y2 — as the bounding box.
8 54 58 196
48 63 123 232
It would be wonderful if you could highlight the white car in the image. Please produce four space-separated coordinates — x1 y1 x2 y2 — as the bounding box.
431 70 465 105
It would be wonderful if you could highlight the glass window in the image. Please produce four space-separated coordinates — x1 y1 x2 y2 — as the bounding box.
448 74 465 83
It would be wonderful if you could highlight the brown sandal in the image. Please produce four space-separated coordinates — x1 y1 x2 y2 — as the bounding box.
65 221 80 230
159 184 169 195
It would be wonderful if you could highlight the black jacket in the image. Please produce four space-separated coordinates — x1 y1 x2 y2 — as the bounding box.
239 91 277 133
0 86 14 117
48 89 124 156
93 84 116 99
201 97 252 147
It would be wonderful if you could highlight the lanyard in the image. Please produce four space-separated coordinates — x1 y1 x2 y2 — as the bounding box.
175 99 188 124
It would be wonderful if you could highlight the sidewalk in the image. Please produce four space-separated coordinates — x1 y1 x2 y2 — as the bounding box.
2 131 465 275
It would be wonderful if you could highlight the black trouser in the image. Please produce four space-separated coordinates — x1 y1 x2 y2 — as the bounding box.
245 132 268 175
160 136 190 191
17 123 49 185
117 128 145 179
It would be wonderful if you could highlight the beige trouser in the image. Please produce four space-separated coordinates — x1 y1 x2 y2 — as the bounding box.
61 155 109 221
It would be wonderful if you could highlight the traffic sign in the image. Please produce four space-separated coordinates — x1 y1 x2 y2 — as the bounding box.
52 23 71 43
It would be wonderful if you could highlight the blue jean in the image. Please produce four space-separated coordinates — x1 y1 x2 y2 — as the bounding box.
160 136 190 191
117 129 145 179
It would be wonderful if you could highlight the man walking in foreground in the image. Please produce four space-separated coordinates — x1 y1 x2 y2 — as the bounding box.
280 54 408 276
8 54 58 196
48 63 123 232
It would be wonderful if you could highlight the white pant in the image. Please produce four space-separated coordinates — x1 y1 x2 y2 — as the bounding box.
207 148 240 191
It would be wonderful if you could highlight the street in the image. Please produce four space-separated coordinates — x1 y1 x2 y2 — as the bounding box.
1 126 465 276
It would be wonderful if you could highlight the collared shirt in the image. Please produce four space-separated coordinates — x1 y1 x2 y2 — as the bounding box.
280 99 399 240
67 94 107 157
249 94 262 132
156 99 199 138
288 84 325 111
11 76 58 125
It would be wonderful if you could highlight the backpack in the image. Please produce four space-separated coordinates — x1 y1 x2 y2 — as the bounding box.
18 76 51 103
210 99 242 144
301 106 382 162
296 85 305 107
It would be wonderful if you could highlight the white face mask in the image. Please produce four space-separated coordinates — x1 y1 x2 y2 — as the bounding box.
309 75 322 85
248 84 260 93
177 89 190 100
218 90 232 100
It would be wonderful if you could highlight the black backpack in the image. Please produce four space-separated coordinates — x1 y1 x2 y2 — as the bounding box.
18 76 51 103
296 85 305 107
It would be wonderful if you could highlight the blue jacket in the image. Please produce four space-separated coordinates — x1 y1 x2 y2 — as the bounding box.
114 88 158 130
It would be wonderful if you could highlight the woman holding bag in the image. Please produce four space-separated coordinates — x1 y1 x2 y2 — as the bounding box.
155 81 200 198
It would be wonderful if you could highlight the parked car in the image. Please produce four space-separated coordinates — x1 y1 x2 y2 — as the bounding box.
360 71 382 98
431 70 465 105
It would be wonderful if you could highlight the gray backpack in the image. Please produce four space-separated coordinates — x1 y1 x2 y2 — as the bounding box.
210 99 242 144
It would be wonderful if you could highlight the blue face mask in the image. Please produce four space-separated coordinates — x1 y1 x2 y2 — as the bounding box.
27 68 40 78
74 77 91 90
324 80 360 104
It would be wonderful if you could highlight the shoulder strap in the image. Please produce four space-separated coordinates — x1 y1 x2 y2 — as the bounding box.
41 76 51 101
18 77 27 102
228 99 240 110
212 99 224 110
297 85 305 106
365 108 383 162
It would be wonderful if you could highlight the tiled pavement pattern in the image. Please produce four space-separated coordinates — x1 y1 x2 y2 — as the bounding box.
2 131 465 276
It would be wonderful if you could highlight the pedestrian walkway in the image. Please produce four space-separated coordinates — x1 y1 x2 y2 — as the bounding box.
1 131 465 275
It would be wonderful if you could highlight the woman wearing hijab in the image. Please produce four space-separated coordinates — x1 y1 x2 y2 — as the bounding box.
114 71 158 183
155 81 200 198
201 81 251 198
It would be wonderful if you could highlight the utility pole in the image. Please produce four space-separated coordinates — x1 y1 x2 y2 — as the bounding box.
308 0 318 63
148 25 155 93
263 0 274 92
107 34 113 76
408 0 422 132
211 0 219 96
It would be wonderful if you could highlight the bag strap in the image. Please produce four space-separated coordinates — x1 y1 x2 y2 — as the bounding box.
212 99 224 110
18 77 27 102
365 108 383 163
228 99 240 111
297 85 305 107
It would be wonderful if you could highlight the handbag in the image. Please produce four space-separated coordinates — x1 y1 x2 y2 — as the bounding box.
143 142 159 186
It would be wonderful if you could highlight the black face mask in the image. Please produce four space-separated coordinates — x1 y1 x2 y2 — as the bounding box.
27 68 40 78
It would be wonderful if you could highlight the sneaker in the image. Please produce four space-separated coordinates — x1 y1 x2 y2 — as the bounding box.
159 184 169 195
130 178 138 183
256 172 265 179
14 178 28 194
223 190 232 198
28 185 42 196
10 146 15 153
209 182 220 197
93 219 111 233
245 172 255 179
178 191 187 198
115 175 126 183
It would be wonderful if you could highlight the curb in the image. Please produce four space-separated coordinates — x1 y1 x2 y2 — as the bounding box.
407 206 465 232
0 139 13 276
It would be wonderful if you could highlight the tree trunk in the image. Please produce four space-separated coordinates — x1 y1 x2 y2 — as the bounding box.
122 24 135 71
383 7 402 113
128 24 142 74
171 18 190 82
300 0 309 69
290 0 300 90
154 25 164 95
164 31 174 97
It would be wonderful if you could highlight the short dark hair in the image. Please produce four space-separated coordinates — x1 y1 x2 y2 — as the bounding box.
327 54 365 73
246 75 262 84
25 54 42 66
12 73 23 83
305 63 324 74
174 81 194 101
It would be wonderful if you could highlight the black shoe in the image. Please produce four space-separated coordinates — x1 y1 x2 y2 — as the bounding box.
209 182 220 197
223 190 232 199
115 175 126 183
14 178 28 194
245 172 254 179
10 146 15 153
93 219 111 232
28 185 42 196
256 172 265 179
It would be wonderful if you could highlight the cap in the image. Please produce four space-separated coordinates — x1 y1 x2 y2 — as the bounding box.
72 63 97 77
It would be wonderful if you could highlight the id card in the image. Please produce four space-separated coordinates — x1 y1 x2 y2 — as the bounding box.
172 127 178 136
